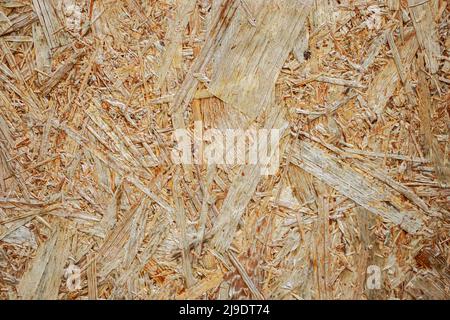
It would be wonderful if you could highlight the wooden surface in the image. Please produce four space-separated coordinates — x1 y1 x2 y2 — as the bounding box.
0 0 449 300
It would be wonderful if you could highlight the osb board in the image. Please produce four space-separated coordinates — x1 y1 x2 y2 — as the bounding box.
0 0 449 300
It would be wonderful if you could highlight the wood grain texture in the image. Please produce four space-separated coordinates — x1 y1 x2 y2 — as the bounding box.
0 0 448 301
